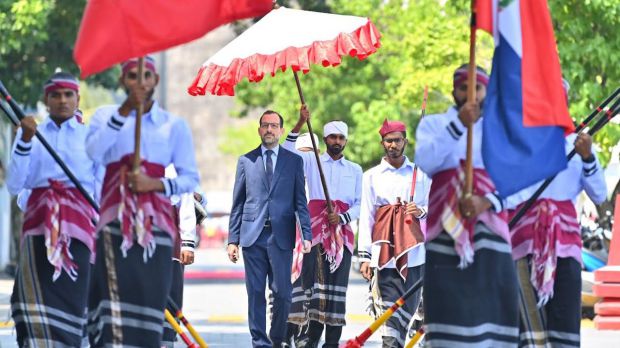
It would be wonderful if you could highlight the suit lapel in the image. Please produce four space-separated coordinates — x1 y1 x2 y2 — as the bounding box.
269 148 286 194
253 146 269 191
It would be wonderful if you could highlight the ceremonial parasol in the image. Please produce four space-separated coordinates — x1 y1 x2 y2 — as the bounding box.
188 5 381 211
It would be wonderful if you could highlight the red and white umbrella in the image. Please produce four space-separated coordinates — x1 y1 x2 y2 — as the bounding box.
187 6 381 211
188 6 381 96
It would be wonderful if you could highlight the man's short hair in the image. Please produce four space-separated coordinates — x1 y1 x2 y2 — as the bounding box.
259 110 284 128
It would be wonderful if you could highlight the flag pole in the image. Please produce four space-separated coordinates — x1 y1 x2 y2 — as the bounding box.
464 1 477 196
292 70 333 214
405 86 428 225
132 57 145 173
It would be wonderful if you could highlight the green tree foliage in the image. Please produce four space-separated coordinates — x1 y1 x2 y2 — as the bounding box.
224 0 620 170
0 0 117 108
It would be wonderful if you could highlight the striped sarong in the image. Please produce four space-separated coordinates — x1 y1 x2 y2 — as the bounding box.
87 222 173 347
368 265 423 347
11 235 91 347
516 257 581 348
424 224 519 347
288 247 352 328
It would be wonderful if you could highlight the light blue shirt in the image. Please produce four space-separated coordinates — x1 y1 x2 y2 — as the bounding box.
260 144 279 172
7 116 100 202
86 102 199 197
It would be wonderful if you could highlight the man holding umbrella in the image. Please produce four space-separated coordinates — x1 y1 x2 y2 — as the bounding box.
85 56 200 347
283 106 362 348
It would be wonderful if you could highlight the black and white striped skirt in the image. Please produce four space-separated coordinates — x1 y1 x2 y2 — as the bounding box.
87 222 173 347
424 223 520 347
287 246 352 327
11 235 91 348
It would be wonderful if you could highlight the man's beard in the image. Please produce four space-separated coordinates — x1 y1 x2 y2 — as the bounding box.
384 145 404 159
326 143 345 157
261 133 278 147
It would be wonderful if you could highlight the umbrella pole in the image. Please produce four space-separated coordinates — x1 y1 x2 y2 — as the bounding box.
132 57 145 173
464 2 476 196
292 70 333 213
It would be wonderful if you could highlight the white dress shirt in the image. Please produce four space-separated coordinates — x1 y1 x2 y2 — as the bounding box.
415 106 504 213
358 157 431 268
7 116 99 201
506 133 607 208
86 102 199 197
166 165 197 251
283 132 362 223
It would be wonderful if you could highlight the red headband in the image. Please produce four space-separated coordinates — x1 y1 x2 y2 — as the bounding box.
453 68 490 89
379 119 407 137
121 57 157 75
44 78 79 96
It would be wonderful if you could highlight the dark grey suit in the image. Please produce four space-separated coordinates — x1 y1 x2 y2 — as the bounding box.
229 145 311 347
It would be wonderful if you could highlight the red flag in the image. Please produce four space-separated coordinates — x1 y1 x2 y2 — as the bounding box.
474 0 495 34
74 0 273 78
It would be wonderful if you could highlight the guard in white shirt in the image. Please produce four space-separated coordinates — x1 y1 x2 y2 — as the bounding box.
7 72 98 347
162 166 201 347
85 56 200 347
283 106 362 348
358 119 430 348
415 65 519 347
506 80 607 348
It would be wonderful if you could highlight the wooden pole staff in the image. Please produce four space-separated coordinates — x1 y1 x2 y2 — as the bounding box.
132 57 145 173
292 70 333 213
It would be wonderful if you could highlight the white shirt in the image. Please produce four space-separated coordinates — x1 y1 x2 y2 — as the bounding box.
506 133 607 208
86 102 199 197
358 157 431 268
7 116 100 202
283 133 362 223
166 165 197 251
415 106 504 212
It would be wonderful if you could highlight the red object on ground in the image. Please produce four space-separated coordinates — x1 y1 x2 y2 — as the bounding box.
593 194 620 330
595 300 620 316
74 0 273 77
593 283 620 298
184 269 245 280
595 266 620 283
594 316 620 330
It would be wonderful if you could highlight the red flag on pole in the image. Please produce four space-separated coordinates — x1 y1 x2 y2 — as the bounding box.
74 0 273 78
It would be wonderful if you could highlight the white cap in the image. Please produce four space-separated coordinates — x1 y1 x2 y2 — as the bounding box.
323 121 348 138
295 132 319 150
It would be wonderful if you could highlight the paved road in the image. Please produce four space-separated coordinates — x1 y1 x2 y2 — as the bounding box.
1 248 619 347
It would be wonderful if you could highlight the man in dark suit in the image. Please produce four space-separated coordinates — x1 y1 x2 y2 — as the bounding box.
228 110 312 348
